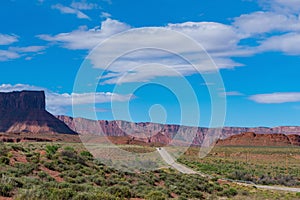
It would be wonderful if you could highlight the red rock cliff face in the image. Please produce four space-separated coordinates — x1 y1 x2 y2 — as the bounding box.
216 132 300 146
0 90 45 111
0 91 76 134
57 115 300 146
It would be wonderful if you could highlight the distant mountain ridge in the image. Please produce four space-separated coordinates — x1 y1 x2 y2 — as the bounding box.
216 132 300 146
57 115 300 146
0 90 299 146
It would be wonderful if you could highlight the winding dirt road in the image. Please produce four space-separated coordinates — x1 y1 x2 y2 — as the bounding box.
157 147 300 193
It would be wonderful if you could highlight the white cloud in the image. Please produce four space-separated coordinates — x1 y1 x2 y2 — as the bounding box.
0 84 133 114
234 11 300 35
36 7 300 85
249 92 300 103
220 91 244 97
0 34 18 45
259 33 300 55
0 50 20 61
266 0 300 14
0 45 46 61
9 46 46 53
38 19 247 55
52 4 90 19
38 19 249 84
100 12 111 18
167 21 245 53
71 1 100 10
38 18 130 50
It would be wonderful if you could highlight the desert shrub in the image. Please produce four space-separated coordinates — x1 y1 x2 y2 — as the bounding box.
73 191 119 200
61 150 85 165
275 174 297 186
38 171 48 179
145 191 168 200
190 191 204 199
178 196 188 200
94 191 120 200
11 144 25 152
45 145 59 159
26 152 40 163
18 177 41 189
44 161 56 170
15 186 47 200
48 188 75 200
70 183 93 192
0 175 15 197
220 188 238 197
0 156 10 165
14 163 37 176
241 190 249 196
92 176 106 186
106 185 132 198
64 146 74 151
0 144 9 156
80 151 93 158
73 176 87 184
37 171 54 182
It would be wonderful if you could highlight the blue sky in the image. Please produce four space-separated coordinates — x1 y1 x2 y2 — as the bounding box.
1 0 300 127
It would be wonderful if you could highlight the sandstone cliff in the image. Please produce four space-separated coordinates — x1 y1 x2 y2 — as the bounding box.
57 115 300 146
0 91 76 134
216 132 300 146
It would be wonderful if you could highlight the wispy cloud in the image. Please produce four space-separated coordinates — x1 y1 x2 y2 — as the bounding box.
37 0 300 85
100 12 111 18
37 18 131 49
0 84 133 114
0 34 18 45
249 92 300 103
52 4 90 20
71 1 100 10
220 91 244 97
258 33 300 55
0 45 46 61
38 18 248 84
0 50 20 61
234 11 300 35
9 46 46 53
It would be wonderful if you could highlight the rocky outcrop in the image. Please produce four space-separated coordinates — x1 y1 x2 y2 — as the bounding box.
0 91 76 134
57 115 204 145
216 132 300 146
0 90 45 111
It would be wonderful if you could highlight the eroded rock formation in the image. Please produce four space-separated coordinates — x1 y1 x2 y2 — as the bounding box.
0 91 76 134
216 132 300 146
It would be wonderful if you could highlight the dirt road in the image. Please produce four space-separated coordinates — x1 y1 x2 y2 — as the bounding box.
157 147 300 193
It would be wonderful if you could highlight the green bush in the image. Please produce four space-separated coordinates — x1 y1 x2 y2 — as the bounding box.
45 145 59 158
44 161 56 170
26 152 40 163
15 187 47 200
0 175 15 197
221 188 238 197
64 146 74 151
0 156 10 165
14 163 37 177
80 151 93 158
11 144 25 152
106 185 132 198
145 191 168 200
48 188 75 200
